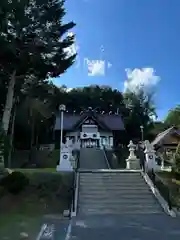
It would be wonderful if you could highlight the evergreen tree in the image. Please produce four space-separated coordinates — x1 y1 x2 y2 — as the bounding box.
0 0 76 168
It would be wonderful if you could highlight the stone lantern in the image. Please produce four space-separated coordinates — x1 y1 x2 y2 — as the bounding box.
126 140 140 169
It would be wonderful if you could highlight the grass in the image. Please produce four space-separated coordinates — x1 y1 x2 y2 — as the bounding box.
0 214 42 240
0 169 74 239
13 168 57 173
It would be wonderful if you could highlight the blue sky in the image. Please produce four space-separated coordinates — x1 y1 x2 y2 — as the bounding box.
53 0 180 120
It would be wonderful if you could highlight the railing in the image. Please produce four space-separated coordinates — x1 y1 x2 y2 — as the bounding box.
147 169 172 210
103 146 111 169
71 150 80 214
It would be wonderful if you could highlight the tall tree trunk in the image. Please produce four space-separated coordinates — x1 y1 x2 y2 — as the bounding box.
2 70 16 134
8 100 17 168
0 70 16 171
29 110 35 164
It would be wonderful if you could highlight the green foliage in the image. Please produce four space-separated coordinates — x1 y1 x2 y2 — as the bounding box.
148 121 168 141
0 0 76 80
0 124 5 167
13 85 159 149
164 105 180 128
123 90 156 141
173 142 180 174
0 0 76 145
0 171 29 194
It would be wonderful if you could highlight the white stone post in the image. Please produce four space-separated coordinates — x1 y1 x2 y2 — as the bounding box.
161 157 165 170
56 104 73 172
59 104 65 160
56 144 73 172
144 140 158 171
126 140 140 169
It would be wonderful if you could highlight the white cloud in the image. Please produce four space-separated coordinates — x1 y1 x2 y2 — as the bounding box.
84 58 105 76
83 45 112 76
107 62 112 69
66 88 73 92
123 68 160 93
64 32 79 58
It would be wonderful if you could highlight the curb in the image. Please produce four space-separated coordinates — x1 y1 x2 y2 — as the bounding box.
78 169 142 173
71 172 80 217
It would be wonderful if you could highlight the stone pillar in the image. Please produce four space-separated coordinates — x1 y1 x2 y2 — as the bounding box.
144 140 157 171
126 140 140 169
110 137 113 148
56 144 73 172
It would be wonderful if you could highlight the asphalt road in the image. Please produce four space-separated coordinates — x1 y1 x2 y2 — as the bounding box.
69 213 180 240
36 216 70 240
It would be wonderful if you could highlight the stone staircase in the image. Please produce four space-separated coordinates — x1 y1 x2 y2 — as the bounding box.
79 148 108 169
78 171 163 215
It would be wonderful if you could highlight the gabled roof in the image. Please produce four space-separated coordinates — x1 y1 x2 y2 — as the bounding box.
98 115 124 131
73 114 110 131
54 112 125 131
54 114 80 131
151 126 180 146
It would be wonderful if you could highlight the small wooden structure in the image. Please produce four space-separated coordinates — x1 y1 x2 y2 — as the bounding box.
151 126 180 164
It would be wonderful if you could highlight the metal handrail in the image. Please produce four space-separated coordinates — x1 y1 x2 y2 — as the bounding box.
103 146 111 169
72 151 80 214
147 169 172 210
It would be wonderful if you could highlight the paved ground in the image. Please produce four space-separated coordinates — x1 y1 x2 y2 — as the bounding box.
79 148 108 169
69 213 180 240
36 216 69 240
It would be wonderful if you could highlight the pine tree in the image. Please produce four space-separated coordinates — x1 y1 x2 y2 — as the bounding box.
0 0 76 168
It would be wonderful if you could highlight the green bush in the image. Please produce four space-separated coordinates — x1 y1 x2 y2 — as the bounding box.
0 171 29 194
173 142 180 175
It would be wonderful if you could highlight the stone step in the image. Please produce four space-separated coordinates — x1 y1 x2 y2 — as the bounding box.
79 205 161 213
80 175 142 179
79 203 161 209
79 192 152 197
79 208 162 215
79 186 150 192
80 185 147 189
78 171 162 216
79 191 151 197
80 172 141 175
80 179 144 184
80 173 142 177
80 177 143 182
80 188 152 193
80 181 146 185
79 198 158 205
79 195 153 201
79 182 147 187
79 194 155 200
80 172 142 179
79 201 157 207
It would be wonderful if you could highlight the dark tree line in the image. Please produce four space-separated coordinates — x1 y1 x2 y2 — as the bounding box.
12 84 158 150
